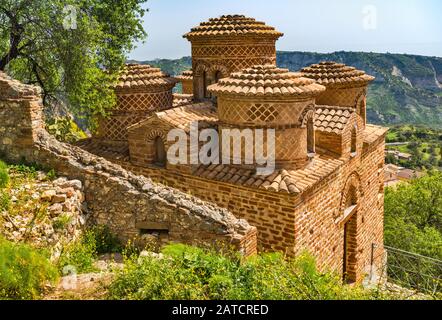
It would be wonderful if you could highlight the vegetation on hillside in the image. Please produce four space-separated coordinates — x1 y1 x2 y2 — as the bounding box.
385 125 442 170
384 171 442 259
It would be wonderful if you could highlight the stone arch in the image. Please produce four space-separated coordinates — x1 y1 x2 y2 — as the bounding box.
299 104 315 128
146 129 167 142
355 92 367 125
339 172 363 215
339 172 363 283
209 64 230 80
194 64 212 100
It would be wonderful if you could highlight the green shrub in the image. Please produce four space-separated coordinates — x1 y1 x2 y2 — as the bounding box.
0 160 9 189
108 244 388 300
58 230 98 274
0 237 58 300
90 225 122 254
57 226 122 274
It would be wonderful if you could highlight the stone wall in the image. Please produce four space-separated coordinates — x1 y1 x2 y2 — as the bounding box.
0 72 257 256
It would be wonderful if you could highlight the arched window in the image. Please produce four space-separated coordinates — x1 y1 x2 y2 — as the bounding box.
307 116 315 155
203 71 209 99
358 97 366 126
214 71 222 83
154 136 166 167
351 125 357 155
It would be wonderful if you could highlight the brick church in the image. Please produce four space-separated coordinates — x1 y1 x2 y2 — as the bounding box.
78 15 387 283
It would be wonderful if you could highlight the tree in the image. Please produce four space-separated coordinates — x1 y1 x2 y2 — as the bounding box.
384 171 442 259
0 0 147 129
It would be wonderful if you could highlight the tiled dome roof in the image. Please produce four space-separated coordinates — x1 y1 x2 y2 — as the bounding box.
115 64 177 90
175 70 193 81
184 15 283 39
300 61 375 87
208 65 325 98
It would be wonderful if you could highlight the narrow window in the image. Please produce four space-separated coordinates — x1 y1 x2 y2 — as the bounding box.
154 136 166 167
307 117 315 155
203 71 209 99
214 71 222 83
351 125 357 155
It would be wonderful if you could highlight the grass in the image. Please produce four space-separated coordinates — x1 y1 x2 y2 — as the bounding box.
0 160 9 189
0 237 58 300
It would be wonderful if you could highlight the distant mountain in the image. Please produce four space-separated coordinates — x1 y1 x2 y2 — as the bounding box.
132 51 442 128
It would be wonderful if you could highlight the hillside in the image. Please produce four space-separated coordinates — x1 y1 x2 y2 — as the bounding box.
134 51 442 129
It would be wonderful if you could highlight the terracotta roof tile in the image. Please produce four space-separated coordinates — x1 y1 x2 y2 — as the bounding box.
115 64 177 91
173 93 194 107
175 70 193 81
208 65 325 98
75 139 130 162
315 105 354 134
363 124 389 145
301 61 375 88
184 15 283 39
128 103 217 132
192 155 343 195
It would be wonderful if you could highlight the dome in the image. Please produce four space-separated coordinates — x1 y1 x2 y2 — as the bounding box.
184 15 283 40
208 65 325 98
300 61 375 88
114 64 177 91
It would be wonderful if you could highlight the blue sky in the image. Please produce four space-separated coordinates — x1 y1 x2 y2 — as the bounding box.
129 0 442 60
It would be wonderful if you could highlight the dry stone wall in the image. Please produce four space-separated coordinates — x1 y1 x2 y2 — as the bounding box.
0 72 257 256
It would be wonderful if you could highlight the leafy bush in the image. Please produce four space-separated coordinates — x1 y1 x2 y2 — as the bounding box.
90 225 122 254
0 160 9 189
57 226 122 274
58 230 98 274
108 244 388 300
0 237 58 299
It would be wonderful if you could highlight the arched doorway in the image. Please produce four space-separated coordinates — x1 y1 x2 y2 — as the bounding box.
342 185 358 283
154 136 166 167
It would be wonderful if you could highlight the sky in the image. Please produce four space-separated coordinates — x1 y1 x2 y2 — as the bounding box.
129 0 442 61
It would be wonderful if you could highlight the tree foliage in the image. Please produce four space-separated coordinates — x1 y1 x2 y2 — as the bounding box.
384 171 442 259
0 0 148 129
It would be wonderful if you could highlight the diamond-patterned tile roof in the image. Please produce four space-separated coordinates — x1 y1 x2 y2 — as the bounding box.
115 64 177 91
301 61 375 88
208 65 325 98
315 105 354 134
184 15 283 40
